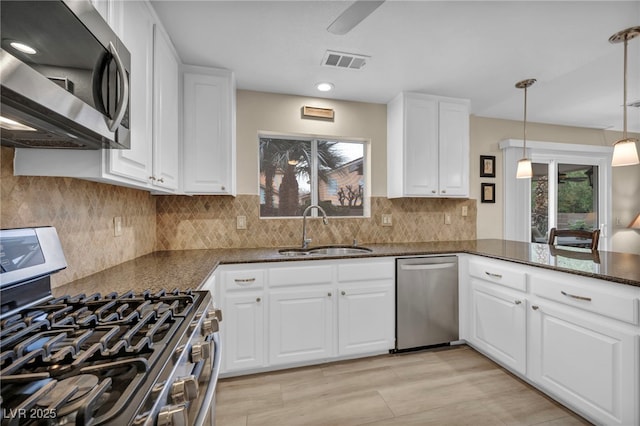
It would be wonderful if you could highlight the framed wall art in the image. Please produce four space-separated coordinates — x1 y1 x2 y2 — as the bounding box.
481 183 496 203
480 155 496 178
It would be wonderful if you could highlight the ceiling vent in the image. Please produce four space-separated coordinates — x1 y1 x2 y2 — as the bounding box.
322 50 369 70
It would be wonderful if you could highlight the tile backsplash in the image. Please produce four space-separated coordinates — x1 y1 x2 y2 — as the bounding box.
156 195 476 250
1 147 156 288
2 147 476 287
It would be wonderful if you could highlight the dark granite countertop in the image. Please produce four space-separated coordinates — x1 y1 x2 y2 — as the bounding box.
52 239 640 297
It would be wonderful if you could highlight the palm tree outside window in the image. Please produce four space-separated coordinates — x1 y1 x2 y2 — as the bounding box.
259 136 367 218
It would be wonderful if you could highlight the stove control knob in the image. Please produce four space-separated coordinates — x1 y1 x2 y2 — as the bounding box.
157 404 188 426
207 308 223 322
191 342 211 363
170 375 199 404
201 317 219 336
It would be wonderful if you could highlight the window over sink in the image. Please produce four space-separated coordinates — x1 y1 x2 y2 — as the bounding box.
259 134 369 218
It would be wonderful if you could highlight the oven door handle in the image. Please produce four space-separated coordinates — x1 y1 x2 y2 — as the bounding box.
193 332 221 426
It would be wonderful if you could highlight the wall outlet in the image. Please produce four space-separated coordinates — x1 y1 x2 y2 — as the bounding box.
381 214 393 227
237 215 247 230
113 216 123 237
444 213 452 225
461 206 468 217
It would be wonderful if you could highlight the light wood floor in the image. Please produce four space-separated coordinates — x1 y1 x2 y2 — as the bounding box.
216 345 591 426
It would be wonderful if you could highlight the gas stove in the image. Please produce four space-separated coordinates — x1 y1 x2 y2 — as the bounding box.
0 227 221 425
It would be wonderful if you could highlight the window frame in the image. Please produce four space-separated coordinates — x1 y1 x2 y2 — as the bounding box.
500 139 612 251
258 132 371 219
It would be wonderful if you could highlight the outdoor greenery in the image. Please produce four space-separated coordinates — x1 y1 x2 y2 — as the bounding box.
531 167 596 239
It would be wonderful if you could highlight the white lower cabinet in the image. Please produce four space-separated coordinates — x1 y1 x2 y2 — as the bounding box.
338 284 394 355
470 279 526 375
463 255 640 426
269 288 334 365
217 258 394 376
529 302 637 426
224 292 265 372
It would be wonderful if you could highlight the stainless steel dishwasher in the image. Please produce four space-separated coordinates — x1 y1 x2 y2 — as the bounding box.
395 256 458 351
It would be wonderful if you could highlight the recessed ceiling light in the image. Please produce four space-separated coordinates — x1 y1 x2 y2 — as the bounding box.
10 41 36 55
316 82 334 92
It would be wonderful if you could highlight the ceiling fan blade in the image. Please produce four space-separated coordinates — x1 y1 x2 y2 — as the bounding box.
327 0 385 35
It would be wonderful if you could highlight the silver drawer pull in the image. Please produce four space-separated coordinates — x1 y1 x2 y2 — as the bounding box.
485 271 503 279
514 300 522 305
532 305 539 310
234 278 256 285
561 290 592 302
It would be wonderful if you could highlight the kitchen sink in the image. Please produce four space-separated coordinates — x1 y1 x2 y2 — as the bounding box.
277 245 372 257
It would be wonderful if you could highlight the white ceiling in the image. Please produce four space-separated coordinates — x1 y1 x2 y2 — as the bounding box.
151 1 640 133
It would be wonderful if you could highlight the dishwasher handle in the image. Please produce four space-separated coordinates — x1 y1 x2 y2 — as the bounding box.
399 263 456 271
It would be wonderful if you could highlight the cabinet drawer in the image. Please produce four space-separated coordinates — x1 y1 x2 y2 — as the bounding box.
269 264 333 287
531 275 639 325
224 269 265 291
469 257 527 292
337 261 394 282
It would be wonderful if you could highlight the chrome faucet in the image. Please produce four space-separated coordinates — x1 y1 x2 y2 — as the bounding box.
301 205 329 249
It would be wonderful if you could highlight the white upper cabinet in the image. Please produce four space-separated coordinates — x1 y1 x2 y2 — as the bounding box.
151 24 180 192
182 66 236 195
387 92 469 198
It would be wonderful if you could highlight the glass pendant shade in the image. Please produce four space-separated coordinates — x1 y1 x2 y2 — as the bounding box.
611 138 639 167
516 158 533 179
629 213 640 229
610 27 640 167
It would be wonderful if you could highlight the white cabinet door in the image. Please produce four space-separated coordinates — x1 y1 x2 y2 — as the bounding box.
403 95 439 196
338 284 394 355
106 0 154 185
438 101 469 197
269 288 333 365
529 303 638 426
470 279 527 375
182 67 236 195
223 293 265 372
151 25 179 191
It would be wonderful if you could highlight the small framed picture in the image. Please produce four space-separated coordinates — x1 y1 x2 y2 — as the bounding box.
480 155 496 178
481 183 496 203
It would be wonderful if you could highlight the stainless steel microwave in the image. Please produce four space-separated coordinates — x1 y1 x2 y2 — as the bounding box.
0 0 131 149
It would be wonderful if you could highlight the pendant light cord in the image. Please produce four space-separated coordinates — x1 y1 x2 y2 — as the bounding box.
623 35 628 140
523 84 528 157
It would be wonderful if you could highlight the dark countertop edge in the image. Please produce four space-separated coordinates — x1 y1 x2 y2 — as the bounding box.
53 240 640 297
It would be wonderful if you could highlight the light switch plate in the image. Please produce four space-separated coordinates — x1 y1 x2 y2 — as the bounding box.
113 216 123 237
444 213 452 225
382 214 393 227
462 206 468 217
237 215 247 230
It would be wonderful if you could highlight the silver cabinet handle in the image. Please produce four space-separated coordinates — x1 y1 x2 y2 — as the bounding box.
327 292 332 297
158 177 164 183
485 271 503 279
256 297 261 302
441 190 446 194
341 291 346 296
234 278 257 287
561 291 592 302
431 190 436 194
514 300 522 305
532 305 539 310
149 176 156 181
107 42 129 132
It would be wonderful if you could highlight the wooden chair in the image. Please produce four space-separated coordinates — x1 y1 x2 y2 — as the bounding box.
548 228 600 251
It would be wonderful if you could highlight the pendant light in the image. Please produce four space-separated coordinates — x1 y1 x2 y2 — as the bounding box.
515 79 536 179
609 26 640 167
